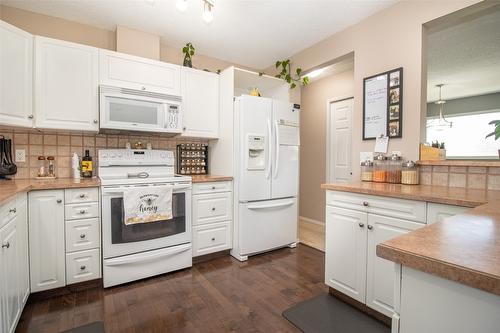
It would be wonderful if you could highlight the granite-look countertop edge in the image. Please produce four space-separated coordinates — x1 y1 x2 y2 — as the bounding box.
191 175 233 183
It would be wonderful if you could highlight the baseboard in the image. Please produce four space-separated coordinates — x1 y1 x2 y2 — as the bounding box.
28 279 103 302
299 216 324 226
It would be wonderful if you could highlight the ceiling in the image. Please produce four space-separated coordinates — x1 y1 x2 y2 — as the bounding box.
426 7 500 102
0 0 395 70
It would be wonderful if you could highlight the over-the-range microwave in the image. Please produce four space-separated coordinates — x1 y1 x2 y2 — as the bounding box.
99 85 183 134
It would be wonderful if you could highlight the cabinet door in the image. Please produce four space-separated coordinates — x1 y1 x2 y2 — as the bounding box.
427 203 468 225
366 214 423 317
0 21 33 128
325 206 367 303
34 36 98 131
181 67 219 138
1 218 20 333
99 49 181 95
16 193 30 306
29 190 66 292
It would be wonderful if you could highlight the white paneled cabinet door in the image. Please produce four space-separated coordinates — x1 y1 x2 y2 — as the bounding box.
29 190 66 292
181 67 219 138
16 194 29 306
426 203 468 225
366 214 423 317
0 21 33 127
34 36 98 131
1 218 20 333
325 206 367 303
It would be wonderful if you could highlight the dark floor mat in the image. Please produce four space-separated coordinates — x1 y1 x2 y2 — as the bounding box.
60 321 105 333
283 293 390 333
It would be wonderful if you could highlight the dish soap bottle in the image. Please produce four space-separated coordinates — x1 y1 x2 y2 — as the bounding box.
81 150 93 178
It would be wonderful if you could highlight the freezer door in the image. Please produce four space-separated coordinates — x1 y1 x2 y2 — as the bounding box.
237 95 272 202
273 99 300 125
239 198 298 255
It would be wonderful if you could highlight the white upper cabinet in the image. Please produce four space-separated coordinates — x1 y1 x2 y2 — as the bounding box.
181 67 219 138
99 49 181 96
0 21 33 128
34 36 99 131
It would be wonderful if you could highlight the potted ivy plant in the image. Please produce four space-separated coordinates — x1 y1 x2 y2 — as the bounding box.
485 120 500 158
182 43 195 68
275 59 309 89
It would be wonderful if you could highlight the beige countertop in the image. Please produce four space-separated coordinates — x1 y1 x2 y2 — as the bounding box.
322 182 500 296
0 178 101 204
190 175 233 183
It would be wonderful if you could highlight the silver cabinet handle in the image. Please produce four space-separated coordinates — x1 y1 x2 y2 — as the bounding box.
1 242 9 249
363 201 369 207
57 199 62 203
358 223 364 228
211 186 216 190
79 209 86 214
141 86 146 91
80 234 86 239
79 193 86 198
27 114 34 119
9 208 16 213
367 225 373 230
211 207 216 211
93 119 98 124
211 238 215 241
80 265 86 270
183 126 187 131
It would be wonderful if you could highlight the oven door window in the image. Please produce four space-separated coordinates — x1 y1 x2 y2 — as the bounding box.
111 192 186 244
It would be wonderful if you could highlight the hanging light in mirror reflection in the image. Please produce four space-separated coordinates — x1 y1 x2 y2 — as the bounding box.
427 84 453 131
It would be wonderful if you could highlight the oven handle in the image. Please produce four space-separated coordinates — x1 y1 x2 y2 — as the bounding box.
104 243 192 266
101 184 191 196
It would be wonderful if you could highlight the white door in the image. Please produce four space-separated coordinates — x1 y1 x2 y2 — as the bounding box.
237 95 272 202
0 21 33 128
366 213 423 317
29 190 66 292
272 100 300 199
181 67 219 138
34 36 99 131
327 98 353 183
239 198 297 255
1 218 20 333
99 49 181 95
325 206 367 303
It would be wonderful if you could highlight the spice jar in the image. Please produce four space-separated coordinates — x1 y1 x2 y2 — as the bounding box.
37 156 47 177
373 155 388 182
47 156 56 178
401 161 420 185
387 154 402 184
360 160 374 182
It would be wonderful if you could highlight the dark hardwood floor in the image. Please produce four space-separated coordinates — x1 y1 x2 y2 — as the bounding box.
16 244 327 333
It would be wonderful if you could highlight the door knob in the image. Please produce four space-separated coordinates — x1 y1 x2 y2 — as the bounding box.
80 193 86 198
363 201 369 207
367 225 373 230
27 114 34 119
211 207 216 211
358 223 364 228
79 209 87 214
211 238 215 241
93 119 98 124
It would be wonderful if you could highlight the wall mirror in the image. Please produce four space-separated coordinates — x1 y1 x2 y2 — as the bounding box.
424 4 500 159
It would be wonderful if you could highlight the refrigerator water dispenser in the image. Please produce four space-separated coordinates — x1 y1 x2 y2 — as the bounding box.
247 135 266 170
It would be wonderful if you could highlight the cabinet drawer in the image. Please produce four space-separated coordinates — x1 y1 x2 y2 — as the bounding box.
66 248 100 284
65 187 99 204
65 202 99 220
193 221 231 257
193 181 232 195
65 218 100 252
193 192 232 225
326 191 426 223
0 196 17 228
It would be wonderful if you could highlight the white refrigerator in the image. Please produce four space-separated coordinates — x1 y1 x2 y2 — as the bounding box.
232 95 300 260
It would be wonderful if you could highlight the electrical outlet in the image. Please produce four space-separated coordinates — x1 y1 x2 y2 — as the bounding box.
15 149 26 163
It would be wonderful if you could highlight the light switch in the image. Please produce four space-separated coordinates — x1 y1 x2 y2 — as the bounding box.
15 149 26 163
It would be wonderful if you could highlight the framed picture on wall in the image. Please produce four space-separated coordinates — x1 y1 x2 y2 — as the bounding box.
363 67 403 139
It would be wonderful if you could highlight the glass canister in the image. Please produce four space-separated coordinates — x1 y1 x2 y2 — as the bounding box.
47 156 56 178
387 154 402 184
360 160 374 182
373 155 388 182
37 156 47 177
401 161 420 185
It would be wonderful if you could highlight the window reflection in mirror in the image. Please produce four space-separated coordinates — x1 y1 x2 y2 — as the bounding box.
425 5 500 159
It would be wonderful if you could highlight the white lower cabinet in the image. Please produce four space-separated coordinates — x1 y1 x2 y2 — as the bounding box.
426 203 469 224
29 190 66 292
1 193 29 333
66 249 100 285
192 181 233 257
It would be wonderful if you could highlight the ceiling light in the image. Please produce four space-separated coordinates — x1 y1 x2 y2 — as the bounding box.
176 0 188 12
306 68 324 79
203 1 214 24
427 84 453 131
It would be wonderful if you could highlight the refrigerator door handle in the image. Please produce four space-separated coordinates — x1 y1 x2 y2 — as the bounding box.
247 200 295 210
266 118 272 179
273 121 280 179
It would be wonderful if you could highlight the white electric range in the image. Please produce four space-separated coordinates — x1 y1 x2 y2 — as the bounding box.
98 149 192 288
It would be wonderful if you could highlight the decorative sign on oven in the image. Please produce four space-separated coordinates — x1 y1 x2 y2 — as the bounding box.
123 186 173 225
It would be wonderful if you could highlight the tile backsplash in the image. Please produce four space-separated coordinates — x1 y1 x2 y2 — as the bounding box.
420 165 500 191
0 127 207 179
